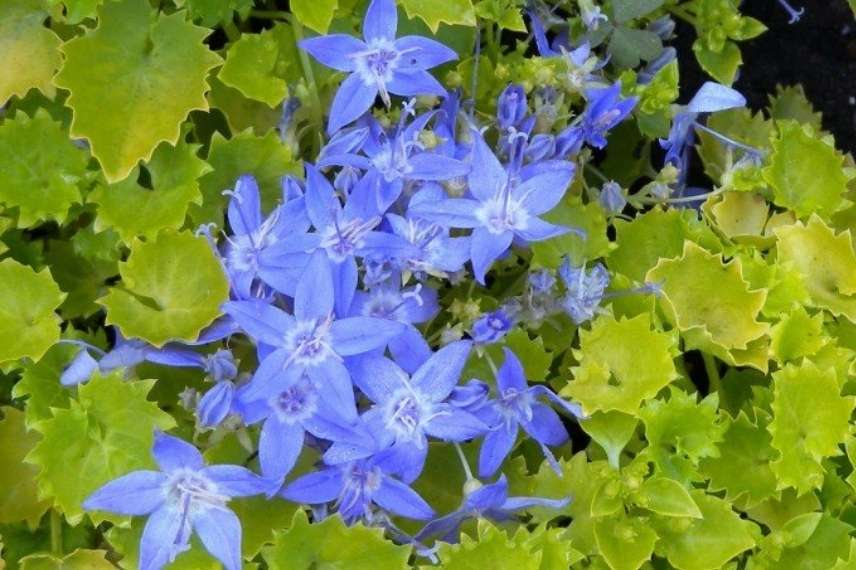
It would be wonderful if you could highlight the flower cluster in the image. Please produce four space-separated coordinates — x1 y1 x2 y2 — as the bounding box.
72 0 643 567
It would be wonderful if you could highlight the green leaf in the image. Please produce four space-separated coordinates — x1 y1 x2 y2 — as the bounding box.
692 40 741 85
12 344 76 424
100 230 229 347
634 477 702 518
531 198 610 269
764 121 850 219
0 0 61 105
44 237 118 319
291 0 339 34
0 408 49 527
526 453 614 553
646 241 769 350
192 129 301 227
27 371 175 524
220 25 295 107
262 510 411 570
207 77 282 136
608 27 662 69
0 259 65 365
654 492 756 570
47 0 103 23
593 512 658 570
0 110 89 227
564 313 679 416
768 85 823 131
774 515 854 570
180 0 253 27
640 388 725 482
774 215 856 321
54 0 221 182
433 519 542 570
700 411 778 507
608 208 690 282
19 549 114 570
769 360 855 495
90 137 210 242
581 411 638 468
612 0 663 23
399 0 477 33
770 306 828 364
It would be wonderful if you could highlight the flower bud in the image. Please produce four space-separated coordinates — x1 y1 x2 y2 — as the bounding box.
497 84 528 129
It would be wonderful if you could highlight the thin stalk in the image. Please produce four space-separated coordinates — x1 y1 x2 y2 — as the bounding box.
453 443 475 481
50 509 62 555
702 353 721 393
666 4 698 27
288 16 325 156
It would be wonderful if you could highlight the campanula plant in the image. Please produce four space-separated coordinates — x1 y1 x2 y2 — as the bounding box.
6 0 854 569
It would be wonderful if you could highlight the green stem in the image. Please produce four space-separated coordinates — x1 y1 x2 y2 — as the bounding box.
666 4 698 27
222 21 241 43
585 163 610 183
702 353 721 393
289 16 325 156
50 509 62 555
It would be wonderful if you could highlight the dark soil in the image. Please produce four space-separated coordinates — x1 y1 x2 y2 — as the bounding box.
675 0 856 152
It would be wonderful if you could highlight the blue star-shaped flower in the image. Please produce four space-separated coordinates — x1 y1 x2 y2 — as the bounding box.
350 341 486 483
223 251 405 414
478 349 584 477
83 433 268 570
299 0 458 134
282 453 435 524
410 131 579 284
415 474 569 543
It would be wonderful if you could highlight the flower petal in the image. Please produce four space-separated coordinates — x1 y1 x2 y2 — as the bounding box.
222 300 294 347
152 432 204 472
374 477 435 520
411 340 472 401
258 418 305 488
330 316 405 356
140 506 188 570
328 73 377 134
471 228 513 285
295 251 335 321
299 35 366 72
227 174 262 236
393 36 458 69
281 468 343 503
193 507 243 570
83 471 166 515
363 0 398 42
478 423 518 477
468 131 508 201
202 465 269 498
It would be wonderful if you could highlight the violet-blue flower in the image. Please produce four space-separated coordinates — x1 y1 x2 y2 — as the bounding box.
410 131 578 284
559 259 609 325
471 308 514 345
478 348 583 477
415 474 569 542
223 251 405 413
221 174 309 299
659 82 747 170
580 82 638 149
262 164 416 315
83 432 268 570
282 454 434 524
235 373 375 490
351 341 486 482
299 0 457 134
